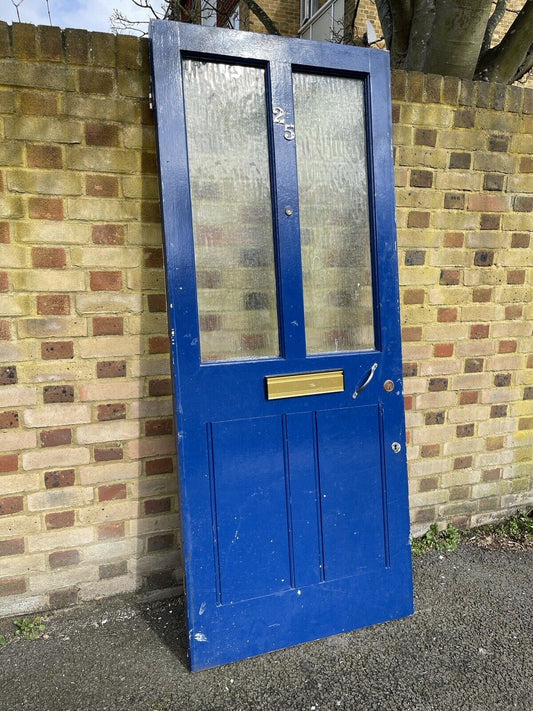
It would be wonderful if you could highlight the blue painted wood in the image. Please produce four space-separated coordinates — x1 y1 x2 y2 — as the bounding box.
150 19 413 671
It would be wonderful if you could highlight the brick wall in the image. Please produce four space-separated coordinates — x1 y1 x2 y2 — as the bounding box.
0 22 531 616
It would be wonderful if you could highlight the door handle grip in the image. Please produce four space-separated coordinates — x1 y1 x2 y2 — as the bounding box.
352 362 378 399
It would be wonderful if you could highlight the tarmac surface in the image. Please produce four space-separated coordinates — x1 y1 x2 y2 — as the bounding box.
0 543 531 711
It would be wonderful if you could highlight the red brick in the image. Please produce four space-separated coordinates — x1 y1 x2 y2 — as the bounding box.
0 496 23 516
98 522 125 540
26 144 63 169
31 247 66 269
438 308 457 322
414 128 437 147
144 248 164 268
97 360 126 378
421 444 440 458
149 336 170 354
0 272 8 292
145 418 173 437
465 358 483 373
456 423 475 437
498 340 517 353
149 379 172 397
37 294 71 315
147 533 174 552
419 477 438 493
90 271 122 291
460 391 479 405
49 549 80 569
0 366 17 386
403 289 425 305
45 469 76 489
86 175 119 198
490 405 507 418
0 578 26 597
410 170 433 188
93 317 123 336
454 456 473 470
0 222 10 243
98 483 127 501
480 214 500 230
144 497 171 515
444 193 465 210
0 410 18 429
403 363 418 377
428 378 448 392
404 250 425 266
43 385 74 403
79 69 114 95
407 211 430 228
99 561 128 580
473 250 494 267
45 510 75 530
20 91 58 115
440 269 460 286
40 428 72 447
473 288 492 303
85 122 119 146
467 194 507 212
494 373 511 387
0 538 24 557
443 232 464 247
94 446 123 461
425 411 445 426
41 341 74 360
92 224 124 244
147 294 167 312
470 324 489 339
29 197 64 220
0 319 11 339
507 270 525 285
505 286 525 312
97 403 126 421
511 233 530 248
482 468 501 482
434 343 454 357
146 457 174 476
0 454 18 472
402 326 422 342
49 587 78 608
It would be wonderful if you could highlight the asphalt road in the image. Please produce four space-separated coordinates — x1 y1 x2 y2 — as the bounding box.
0 544 531 711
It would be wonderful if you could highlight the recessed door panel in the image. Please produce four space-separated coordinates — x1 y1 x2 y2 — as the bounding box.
209 416 291 604
150 20 413 671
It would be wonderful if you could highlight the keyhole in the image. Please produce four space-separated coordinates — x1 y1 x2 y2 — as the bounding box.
391 442 401 453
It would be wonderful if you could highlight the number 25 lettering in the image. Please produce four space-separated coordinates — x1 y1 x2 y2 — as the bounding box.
284 124 295 141
273 106 285 124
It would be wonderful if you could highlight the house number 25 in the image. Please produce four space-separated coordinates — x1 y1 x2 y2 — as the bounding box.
273 107 295 141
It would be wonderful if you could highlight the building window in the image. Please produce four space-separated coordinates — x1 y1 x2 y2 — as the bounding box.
300 0 345 42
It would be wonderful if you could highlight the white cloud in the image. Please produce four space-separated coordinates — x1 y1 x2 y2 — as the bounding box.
0 0 154 34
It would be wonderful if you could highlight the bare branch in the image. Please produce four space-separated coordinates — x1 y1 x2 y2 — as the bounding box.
11 0 25 23
480 0 507 55
475 0 533 82
240 0 280 34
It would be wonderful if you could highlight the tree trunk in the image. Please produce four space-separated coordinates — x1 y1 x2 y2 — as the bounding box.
423 0 493 79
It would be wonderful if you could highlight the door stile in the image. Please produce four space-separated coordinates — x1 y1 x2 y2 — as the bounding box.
267 61 307 361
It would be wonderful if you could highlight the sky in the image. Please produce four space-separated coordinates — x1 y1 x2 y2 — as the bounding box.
0 0 154 34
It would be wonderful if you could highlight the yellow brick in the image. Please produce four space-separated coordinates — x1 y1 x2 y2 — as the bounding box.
8 170 82 196
4 116 82 143
67 197 138 221
79 461 141 486
17 318 87 339
0 429 37 452
22 446 90 471
0 553 46 578
78 336 142 359
23 403 91 428
11 269 85 292
70 246 142 268
27 527 94 553
0 294 32 316
75 293 143 314
75 419 141 445
14 220 89 244
29 566 98 594
77 500 138 525
0 472 40 495
0 513 42 537
27 487 93 512
0 386 37 408
126 435 175 459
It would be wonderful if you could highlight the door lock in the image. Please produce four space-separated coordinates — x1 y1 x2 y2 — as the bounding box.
391 442 402 453
384 379 395 393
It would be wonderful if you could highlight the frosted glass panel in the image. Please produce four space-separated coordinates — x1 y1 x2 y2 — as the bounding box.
293 73 375 353
183 60 279 362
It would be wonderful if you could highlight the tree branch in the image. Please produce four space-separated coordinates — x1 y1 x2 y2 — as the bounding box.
241 0 280 34
475 0 533 82
480 0 507 55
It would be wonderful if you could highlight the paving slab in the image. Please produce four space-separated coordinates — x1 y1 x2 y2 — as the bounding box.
0 544 531 711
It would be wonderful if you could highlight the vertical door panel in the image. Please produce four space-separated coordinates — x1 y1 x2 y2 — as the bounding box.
210 416 291 604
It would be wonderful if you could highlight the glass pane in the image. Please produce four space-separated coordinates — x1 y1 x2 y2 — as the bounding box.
293 73 375 353
183 60 279 362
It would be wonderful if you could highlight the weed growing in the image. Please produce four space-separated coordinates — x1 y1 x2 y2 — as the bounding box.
13 617 46 641
411 523 462 556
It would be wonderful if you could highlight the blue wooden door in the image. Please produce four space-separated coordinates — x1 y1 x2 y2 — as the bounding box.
150 20 413 671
